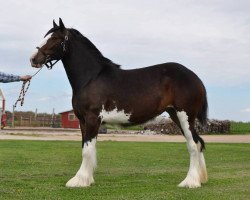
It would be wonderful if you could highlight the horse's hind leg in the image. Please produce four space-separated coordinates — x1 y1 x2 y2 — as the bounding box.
167 108 200 187
198 148 208 184
175 111 202 188
189 125 208 184
166 107 184 134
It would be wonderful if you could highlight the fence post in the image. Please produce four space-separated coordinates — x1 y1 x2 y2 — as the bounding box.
43 114 45 127
12 105 15 127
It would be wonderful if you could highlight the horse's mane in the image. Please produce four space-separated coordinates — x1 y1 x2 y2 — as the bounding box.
68 28 120 69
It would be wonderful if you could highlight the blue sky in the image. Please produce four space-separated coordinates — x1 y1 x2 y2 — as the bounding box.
0 0 250 121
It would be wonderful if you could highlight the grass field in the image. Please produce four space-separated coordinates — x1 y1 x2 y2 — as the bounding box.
0 140 249 200
230 122 250 134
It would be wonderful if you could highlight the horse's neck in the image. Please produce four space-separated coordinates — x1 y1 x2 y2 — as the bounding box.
62 40 103 93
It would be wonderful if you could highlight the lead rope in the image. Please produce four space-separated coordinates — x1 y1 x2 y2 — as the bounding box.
13 67 44 108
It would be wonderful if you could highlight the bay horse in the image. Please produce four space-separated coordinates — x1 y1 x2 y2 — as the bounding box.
30 18 208 188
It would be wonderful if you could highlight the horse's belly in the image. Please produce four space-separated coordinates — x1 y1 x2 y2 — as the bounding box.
99 107 132 124
99 106 164 125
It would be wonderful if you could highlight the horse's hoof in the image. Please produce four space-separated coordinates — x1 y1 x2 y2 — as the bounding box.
178 177 201 188
66 175 94 188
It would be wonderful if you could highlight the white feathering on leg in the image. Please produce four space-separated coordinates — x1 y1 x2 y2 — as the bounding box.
199 151 208 183
177 111 201 188
66 138 97 187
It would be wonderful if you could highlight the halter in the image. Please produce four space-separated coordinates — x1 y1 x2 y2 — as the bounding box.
36 33 69 69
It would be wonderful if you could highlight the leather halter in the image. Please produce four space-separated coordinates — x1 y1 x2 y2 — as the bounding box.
36 33 69 69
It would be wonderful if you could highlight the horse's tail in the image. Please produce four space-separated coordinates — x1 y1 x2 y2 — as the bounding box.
197 86 208 126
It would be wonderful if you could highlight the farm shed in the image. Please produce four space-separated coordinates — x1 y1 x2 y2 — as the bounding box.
59 110 80 129
59 109 107 133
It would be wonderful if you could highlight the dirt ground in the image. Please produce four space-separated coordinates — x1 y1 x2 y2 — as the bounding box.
0 127 250 143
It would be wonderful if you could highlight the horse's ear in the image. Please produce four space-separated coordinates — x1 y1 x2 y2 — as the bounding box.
59 18 65 30
53 20 58 28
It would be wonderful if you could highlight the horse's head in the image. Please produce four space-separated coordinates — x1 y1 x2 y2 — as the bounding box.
30 18 69 69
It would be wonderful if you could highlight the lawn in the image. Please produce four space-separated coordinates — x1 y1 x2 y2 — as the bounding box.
230 122 250 134
0 140 249 200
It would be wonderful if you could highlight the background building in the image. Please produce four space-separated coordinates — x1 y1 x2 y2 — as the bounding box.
59 110 80 129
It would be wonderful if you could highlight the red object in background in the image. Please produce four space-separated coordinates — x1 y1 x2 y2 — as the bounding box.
0 89 6 129
1 113 7 129
59 110 80 129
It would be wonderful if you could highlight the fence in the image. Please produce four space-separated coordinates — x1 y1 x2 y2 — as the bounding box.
8 114 61 128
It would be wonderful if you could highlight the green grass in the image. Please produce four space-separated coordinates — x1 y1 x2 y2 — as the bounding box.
230 122 250 134
0 141 249 200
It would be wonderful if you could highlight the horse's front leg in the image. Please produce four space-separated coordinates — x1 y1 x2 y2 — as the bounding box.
66 112 100 187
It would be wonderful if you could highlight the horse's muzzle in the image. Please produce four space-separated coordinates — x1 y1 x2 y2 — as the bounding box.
30 57 43 68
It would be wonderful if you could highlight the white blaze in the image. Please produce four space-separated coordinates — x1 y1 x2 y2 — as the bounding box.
30 33 52 59
99 107 131 124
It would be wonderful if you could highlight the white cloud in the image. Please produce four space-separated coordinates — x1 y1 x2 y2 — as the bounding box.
241 108 250 113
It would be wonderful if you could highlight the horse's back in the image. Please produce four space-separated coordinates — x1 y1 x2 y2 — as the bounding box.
98 62 206 104
119 62 205 93
121 62 200 81
120 62 207 116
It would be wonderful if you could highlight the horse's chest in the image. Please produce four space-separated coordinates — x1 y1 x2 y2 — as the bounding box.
99 108 131 124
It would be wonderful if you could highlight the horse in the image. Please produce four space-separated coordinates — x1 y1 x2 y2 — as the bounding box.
30 18 208 188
